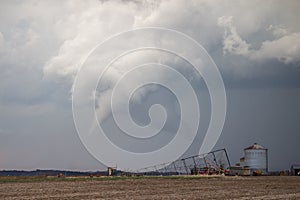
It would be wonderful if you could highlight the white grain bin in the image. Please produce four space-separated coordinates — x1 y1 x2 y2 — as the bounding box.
244 143 268 175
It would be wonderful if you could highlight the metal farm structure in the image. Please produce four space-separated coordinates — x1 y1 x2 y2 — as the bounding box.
133 149 231 176
243 143 268 175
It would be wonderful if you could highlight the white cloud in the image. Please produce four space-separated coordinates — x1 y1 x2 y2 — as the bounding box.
43 0 143 81
43 0 300 85
252 33 300 64
267 25 289 38
218 15 300 65
218 16 251 56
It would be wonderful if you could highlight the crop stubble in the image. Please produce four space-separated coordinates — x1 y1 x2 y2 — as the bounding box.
0 176 299 199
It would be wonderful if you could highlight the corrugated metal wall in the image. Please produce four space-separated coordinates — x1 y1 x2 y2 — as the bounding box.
244 149 268 174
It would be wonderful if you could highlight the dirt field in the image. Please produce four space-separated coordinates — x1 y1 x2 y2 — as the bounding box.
0 176 299 199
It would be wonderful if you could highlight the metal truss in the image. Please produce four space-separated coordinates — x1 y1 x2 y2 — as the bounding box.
132 149 231 176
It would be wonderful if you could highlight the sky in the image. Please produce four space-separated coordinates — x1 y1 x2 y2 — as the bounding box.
0 0 300 171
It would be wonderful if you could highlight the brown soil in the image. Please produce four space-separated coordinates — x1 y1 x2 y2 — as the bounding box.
0 176 299 199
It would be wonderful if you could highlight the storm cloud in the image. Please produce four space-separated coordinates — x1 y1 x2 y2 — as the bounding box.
0 0 299 171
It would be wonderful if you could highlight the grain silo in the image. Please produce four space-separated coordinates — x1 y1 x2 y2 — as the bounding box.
244 143 268 175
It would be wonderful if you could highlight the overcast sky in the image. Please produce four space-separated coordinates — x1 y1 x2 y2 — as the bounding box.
0 0 299 171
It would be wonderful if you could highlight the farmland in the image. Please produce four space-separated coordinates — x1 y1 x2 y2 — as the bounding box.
0 176 299 199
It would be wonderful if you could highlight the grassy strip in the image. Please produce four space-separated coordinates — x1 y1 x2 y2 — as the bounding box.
0 175 224 183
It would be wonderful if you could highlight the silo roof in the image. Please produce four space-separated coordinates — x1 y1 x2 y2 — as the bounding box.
244 143 267 150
